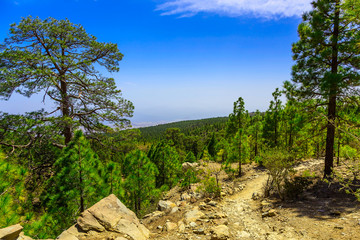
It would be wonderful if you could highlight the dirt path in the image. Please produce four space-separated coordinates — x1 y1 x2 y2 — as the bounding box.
149 159 360 240
221 171 303 240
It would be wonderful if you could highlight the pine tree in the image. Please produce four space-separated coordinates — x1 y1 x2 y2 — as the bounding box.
207 133 217 159
43 130 106 230
263 88 283 148
124 150 158 216
225 97 248 176
148 142 182 188
290 0 360 177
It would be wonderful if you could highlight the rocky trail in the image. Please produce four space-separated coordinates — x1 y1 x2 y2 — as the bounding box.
146 159 360 240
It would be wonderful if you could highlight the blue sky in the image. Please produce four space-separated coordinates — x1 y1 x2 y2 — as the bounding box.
0 0 312 127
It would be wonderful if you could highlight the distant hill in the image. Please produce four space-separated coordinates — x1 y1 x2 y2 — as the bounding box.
138 117 228 140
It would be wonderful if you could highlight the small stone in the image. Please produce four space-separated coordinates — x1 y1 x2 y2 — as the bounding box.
199 202 208 210
164 222 177 231
262 209 276 218
207 201 217 207
184 208 205 224
170 207 179 214
334 225 344 230
189 222 197 228
181 192 191 201
210 225 229 240
157 225 163 230
252 192 260 200
178 221 186 232
158 200 176 213
330 210 341 217
193 228 205 235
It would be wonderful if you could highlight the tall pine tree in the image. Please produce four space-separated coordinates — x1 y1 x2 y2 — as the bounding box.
43 130 106 229
290 0 360 177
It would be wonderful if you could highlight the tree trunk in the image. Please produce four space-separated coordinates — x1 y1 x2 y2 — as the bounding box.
61 77 72 145
324 95 336 178
238 136 242 177
324 0 340 178
337 133 341 165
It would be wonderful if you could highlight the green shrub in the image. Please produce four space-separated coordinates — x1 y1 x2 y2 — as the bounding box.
261 148 294 200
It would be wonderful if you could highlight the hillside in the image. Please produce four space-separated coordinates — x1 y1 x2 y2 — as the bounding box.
138 117 228 140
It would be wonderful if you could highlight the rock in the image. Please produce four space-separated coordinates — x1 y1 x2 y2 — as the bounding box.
220 192 226 197
208 212 226 219
57 194 150 240
193 228 205 235
0 224 23 240
164 222 177 231
213 218 228 226
17 232 34 240
189 222 197 228
157 225 163 230
330 210 341 217
170 207 179 214
199 202 208 210
184 208 205 224
180 192 191 201
77 210 105 232
143 211 165 224
262 209 276 218
252 192 260 200
182 162 199 172
178 221 186 232
238 231 251 238
207 201 217 207
210 225 230 240
158 200 176 213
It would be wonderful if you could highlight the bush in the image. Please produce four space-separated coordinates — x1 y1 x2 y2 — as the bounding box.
261 148 294 200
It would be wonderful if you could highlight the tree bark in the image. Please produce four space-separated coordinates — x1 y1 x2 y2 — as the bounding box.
324 95 336 178
324 0 340 178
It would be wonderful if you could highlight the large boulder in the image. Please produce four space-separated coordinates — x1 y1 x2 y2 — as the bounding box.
0 224 23 240
57 194 150 240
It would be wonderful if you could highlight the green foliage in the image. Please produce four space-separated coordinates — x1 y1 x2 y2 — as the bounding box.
289 0 360 176
124 150 159 216
148 142 182 188
185 151 197 163
340 145 358 160
42 130 106 236
207 133 217 158
180 168 198 190
0 16 133 144
105 161 123 198
0 151 27 228
197 168 221 198
261 148 294 200
262 88 282 148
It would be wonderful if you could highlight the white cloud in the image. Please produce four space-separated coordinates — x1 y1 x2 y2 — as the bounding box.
156 0 313 19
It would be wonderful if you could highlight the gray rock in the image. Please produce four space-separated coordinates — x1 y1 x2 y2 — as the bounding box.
158 200 176 213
